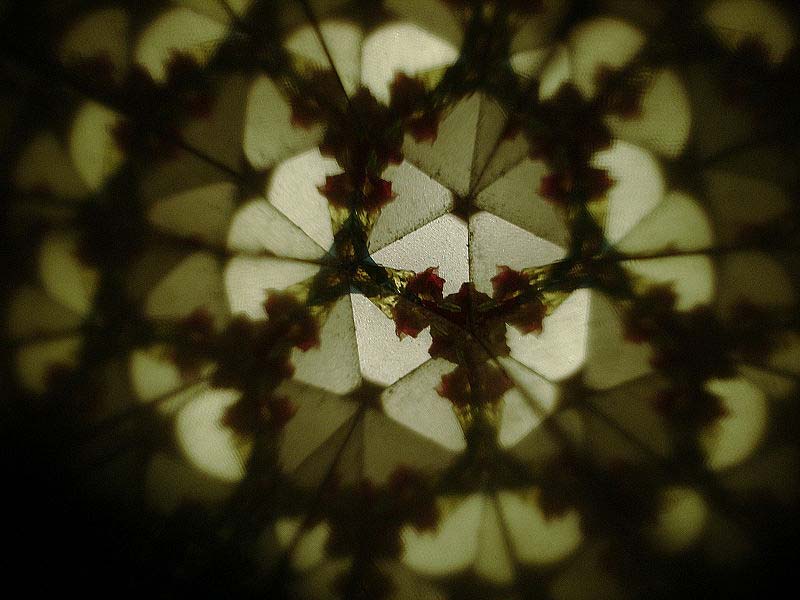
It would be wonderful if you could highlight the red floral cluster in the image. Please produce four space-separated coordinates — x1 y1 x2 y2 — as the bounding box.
624 286 781 431
389 73 443 143
508 84 617 206
170 293 319 435
318 172 396 211
325 467 439 560
390 266 545 408
538 167 615 206
110 51 215 157
537 454 660 537
595 65 647 120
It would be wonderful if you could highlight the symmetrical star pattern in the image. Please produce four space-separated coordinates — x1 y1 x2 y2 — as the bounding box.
3 1 800 599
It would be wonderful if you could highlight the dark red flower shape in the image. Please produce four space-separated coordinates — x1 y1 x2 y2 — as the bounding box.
389 73 427 117
389 73 442 142
436 363 511 408
318 173 396 211
266 396 298 429
436 365 471 408
407 112 441 143
362 176 397 211
539 167 614 205
318 173 353 208
595 65 646 120
405 267 445 303
506 299 547 334
491 265 531 302
391 301 430 339
289 70 344 129
264 292 319 351
171 308 215 377
623 285 677 343
653 386 729 430
539 172 573 204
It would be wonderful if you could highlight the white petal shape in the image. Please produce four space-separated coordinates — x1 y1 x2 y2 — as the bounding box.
705 0 796 63
39 231 99 316
361 22 459 104
176 387 249 482
508 289 590 382
470 96 519 192
401 494 483 576
244 75 324 169
497 387 543 448
470 211 566 297
146 452 235 513
227 198 328 260
769 332 800 375
701 376 768 471
285 21 362 96
15 133 88 199
708 144 798 186
69 101 124 191
362 409 461 483
584 290 653 390
373 213 468 296
568 17 646 99
182 75 251 172
593 141 665 244
276 380 360 475
474 499 514 584
475 160 571 248
267 148 339 250
350 293 433 386
606 69 692 158
381 358 467 451
175 0 250 22
550 543 623 600
721 442 800 505
145 251 228 325
129 347 213 415
496 359 561 448
586 374 671 463
291 295 361 395
369 160 454 252
149 181 236 247
275 519 331 572
498 356 561 416
498 489 583 565
510 0 569 53
510 46 552 80
129 346 184 403
616 191 714 255
224 257 319 320
6 286 83 339
16 336 82 394
716 252 796 316
383 0 464 48
649 487 708 553
739 364 797 400
703 169 791 245
60 7 130 81
402 94 481 196
135 7 226 82
538 44 572 100
686 65 755 160
473 130 531 194
623 255 716 311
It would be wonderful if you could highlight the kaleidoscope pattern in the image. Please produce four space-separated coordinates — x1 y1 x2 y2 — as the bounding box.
2 1 800 598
